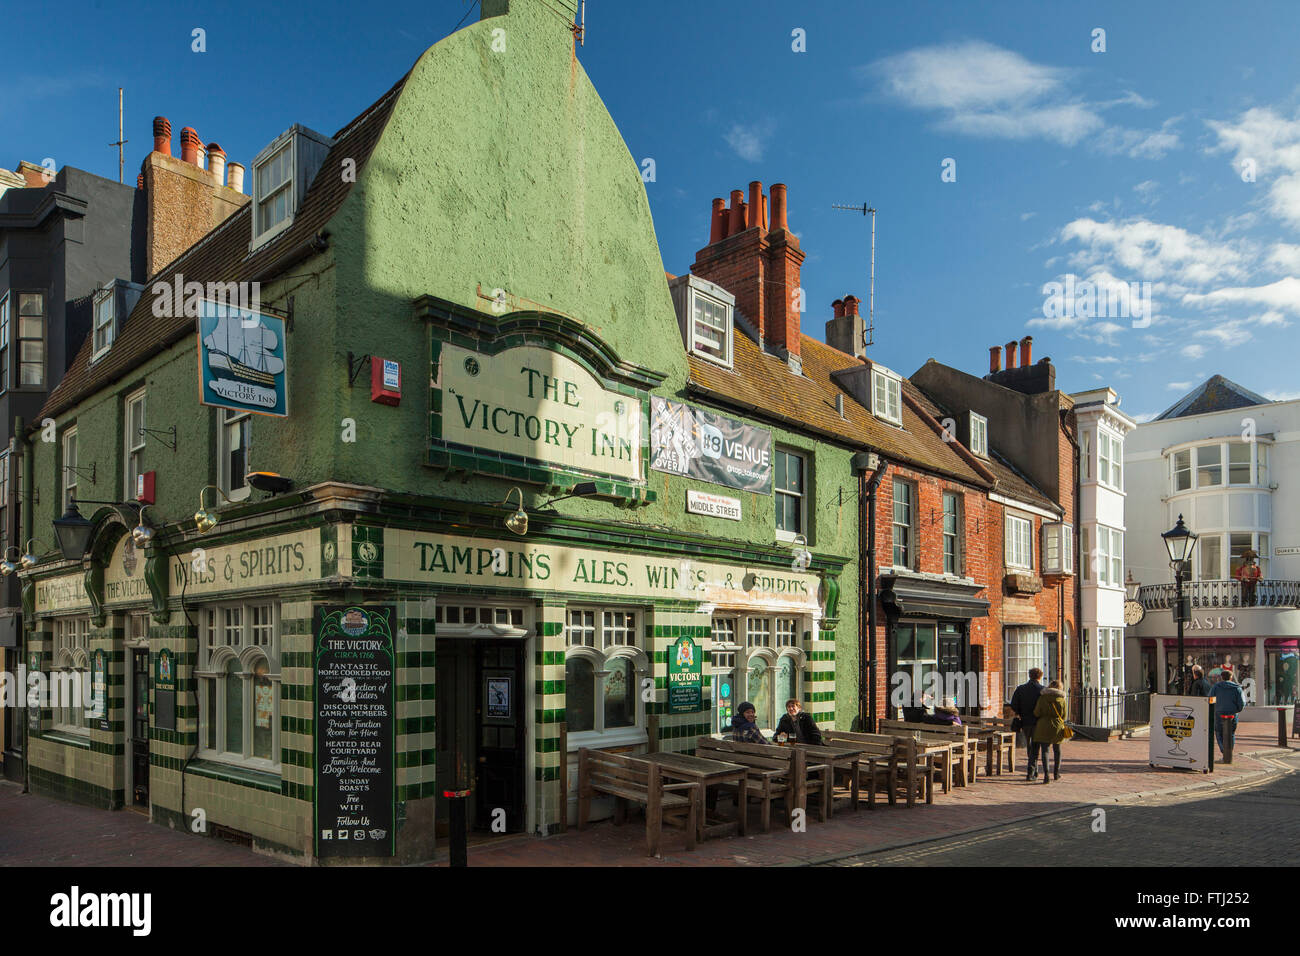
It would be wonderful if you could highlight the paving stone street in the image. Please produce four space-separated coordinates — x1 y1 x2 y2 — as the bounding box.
1 725 1292 868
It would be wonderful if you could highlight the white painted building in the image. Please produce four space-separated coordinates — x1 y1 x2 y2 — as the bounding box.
1124 377 1300 708
1071 387 1137 726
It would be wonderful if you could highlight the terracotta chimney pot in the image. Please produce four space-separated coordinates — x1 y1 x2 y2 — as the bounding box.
180 127 201 165
749 181 764 232
1005 340 1018 369
727 189 745 236
709 198 725 244
770 183 788 231
832 298 845 319
1020 335 1033 368
152 116 172 156
844 295 860 317
990 346 1002 373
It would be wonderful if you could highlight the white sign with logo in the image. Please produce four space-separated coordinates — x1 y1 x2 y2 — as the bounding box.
686 489 741 521
1273 546 1300 556
1149 694 1211 772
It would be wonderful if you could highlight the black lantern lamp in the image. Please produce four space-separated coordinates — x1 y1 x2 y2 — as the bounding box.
1162 514 1198 569
53 501 96 561
1161 514 1199 694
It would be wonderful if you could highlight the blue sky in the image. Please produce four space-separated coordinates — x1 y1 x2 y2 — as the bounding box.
5 0 1300 420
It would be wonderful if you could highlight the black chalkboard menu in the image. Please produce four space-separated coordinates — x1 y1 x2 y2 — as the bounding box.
314 605 396 859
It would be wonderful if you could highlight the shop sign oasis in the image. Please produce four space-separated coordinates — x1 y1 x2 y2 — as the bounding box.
434 343 643 483
196 298 288 418
667 634 703 714
382 529 820 611
650 397 772 494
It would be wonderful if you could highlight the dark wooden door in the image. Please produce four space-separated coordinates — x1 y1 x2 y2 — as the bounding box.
131 649 150 807
435 641 475 834
475 640 524 832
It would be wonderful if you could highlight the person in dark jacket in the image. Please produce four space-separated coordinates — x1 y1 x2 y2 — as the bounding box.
925 701 963 726
730 702 767 744
1032 680 1069 782
1189 665 1212 697
1009 667 1045 779
773 699 822 744
1211 668 1246 763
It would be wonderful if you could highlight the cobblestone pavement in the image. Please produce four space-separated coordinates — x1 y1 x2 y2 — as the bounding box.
0 781 287 866
823 751 1300 867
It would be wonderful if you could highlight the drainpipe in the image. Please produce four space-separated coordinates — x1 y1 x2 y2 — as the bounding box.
853 452 888 732
17 416 30 794
1061 408 1081 698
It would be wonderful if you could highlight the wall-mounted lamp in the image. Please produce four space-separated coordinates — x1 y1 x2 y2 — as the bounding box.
790 534 812 571
0 547 20 576
52 497 142 561
194 485 232 534
247 471 293 495
133 506 156 548
20 539 44 570
502 488 528 536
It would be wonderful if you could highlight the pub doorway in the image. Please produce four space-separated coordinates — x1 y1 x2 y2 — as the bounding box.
128 647 150 811
434 604 529 845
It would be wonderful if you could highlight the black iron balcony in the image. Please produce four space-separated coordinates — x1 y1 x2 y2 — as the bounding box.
1138 578 1300 610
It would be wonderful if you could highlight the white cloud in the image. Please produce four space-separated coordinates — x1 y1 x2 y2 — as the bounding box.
1206 106 1300 229
1021 211 1038 221
1060 218 1249 285
1133 411 1158 423
866 41 1177 156
1182 275 1300 314
724 121 774 162
1265 389 1300 401
1194 319 1252 346
1167 380 1194 391
1266 243 1300 272
1180 343 1207 359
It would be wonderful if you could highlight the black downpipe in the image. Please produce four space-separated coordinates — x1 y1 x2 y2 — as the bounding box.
857 458 889 732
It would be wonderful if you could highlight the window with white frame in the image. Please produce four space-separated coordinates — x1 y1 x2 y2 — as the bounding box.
968 413 988 457
17 292 45 387
1041 522 1073 575
1098 627 1122 689
52 617 91 734
711 617 740 733
254 142 294 242
1003 627 1046 701
722 613 805 730
689 289 732 366
872 366 902 426
774 449 806 540
124 389 146 498
942 492 963 575
1082 431 1092 481
1098 429 1123 490
0 292 8 393
895 621 938 709
92 286 115 360
1005 514 1033 570
196 602 281 769
62 427 77 509
892 479 916 569
219 406 252 501
1196 444 1222 488
1172 448 1191 492
1093 524 1123 587
1080 526 1090 582
565 608 646 739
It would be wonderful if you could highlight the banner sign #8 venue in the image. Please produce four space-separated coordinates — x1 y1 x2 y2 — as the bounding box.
649 396 772 494
314 605 397 858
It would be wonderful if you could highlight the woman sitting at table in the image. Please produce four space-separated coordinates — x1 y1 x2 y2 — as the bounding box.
925 701 963 726
773 699 823 745
730 702 768 744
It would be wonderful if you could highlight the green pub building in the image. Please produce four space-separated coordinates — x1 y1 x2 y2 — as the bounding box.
17 0 861 862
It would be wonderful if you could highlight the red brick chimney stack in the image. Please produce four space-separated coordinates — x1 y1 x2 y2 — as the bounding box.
1020 335 1033 367
990 346 1002 373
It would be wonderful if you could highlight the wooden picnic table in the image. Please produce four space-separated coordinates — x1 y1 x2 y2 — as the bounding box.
635 751 748 841
788 741 870 813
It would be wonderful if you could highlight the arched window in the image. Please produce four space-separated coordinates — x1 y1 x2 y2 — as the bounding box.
196 602 281 770
564 607 647 743
52 617 90 735
715 614 810 734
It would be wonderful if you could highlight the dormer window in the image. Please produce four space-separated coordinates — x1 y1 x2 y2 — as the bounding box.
969 412 988 457
871 366 902 426
92 286 115 360
250 124 334 250
669 274 735 368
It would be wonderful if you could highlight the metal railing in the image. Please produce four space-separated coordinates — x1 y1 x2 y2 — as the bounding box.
1070 687 1150 729
1138 578 1300 610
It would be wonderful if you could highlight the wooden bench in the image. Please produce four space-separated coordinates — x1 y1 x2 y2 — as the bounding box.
961 717 1017 774
879 719 977 790
577 748 700 857
696 737 831 831
822 731 934 808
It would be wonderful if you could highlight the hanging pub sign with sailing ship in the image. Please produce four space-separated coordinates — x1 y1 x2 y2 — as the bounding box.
196 299 289 417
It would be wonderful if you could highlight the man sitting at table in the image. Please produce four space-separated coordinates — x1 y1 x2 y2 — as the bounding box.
774 699 823 745
730 702 768 744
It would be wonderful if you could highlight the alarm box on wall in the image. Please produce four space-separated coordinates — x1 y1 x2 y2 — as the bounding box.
371 357 401 405
136 471 156 504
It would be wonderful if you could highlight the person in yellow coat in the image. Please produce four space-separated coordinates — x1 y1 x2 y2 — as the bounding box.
1032 680 1069 783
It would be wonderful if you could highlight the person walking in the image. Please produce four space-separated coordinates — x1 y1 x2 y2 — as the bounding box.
1032 679 1069 782
1010 668 1045 779
1189 665 1212 697
1210 667 1246 763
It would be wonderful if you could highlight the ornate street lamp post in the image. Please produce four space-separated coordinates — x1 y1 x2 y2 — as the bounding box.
1161 514 1199 695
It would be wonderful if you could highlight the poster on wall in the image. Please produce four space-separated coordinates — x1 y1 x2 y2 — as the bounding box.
667 634 703 714
1149 694 1211 772
314 605 396 858
650 397 772 494
27 651 40 732
90 649 109 730
196 298 289 417
155 647 176 732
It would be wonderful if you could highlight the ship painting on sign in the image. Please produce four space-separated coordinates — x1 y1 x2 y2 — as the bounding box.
198 300 289 416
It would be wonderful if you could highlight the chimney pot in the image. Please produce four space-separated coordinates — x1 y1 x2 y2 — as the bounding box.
832 298 845 319
749 181 765 232
1004 340 1018 369
226 162 245 194
180 127 201 165
152 116 172 156
709 197 725 244
770 183 788 231
738 200 748 230
207 143 227 187
989 346 1002 373
1019 335 1033 368
843 295 859 317
727 189 745 236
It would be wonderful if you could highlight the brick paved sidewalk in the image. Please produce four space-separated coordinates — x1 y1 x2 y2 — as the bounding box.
440 726 1292 867
0 781 287 866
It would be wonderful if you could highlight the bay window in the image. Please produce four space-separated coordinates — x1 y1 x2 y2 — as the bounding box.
1098 429 1123 490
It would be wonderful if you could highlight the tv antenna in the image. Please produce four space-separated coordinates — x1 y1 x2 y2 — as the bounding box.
572 1 585 46
831 201 876 349
109 88 128 185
